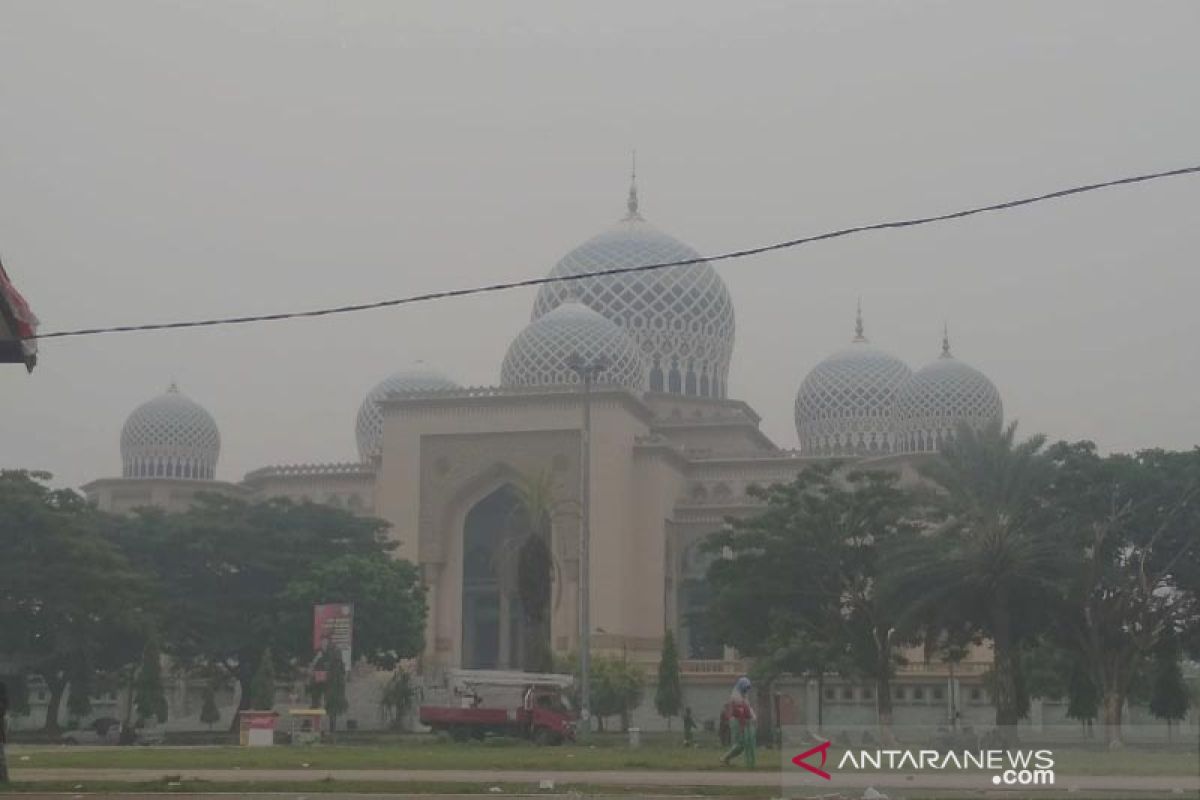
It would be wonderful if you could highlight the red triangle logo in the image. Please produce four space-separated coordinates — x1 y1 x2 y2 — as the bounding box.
791 740 832 780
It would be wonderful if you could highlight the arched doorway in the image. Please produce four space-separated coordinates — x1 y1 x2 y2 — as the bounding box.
461 485 531 670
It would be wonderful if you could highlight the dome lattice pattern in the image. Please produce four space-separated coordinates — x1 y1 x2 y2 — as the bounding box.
120 384 220 480
794 340 912 457
530 200 734 398
501 302 646 391
356 366 459 461
893 352 1003 454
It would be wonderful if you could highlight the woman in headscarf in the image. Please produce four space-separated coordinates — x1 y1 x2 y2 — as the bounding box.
719 675 756 767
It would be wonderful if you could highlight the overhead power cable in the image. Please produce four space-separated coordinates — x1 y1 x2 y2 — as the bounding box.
30 163 1200 341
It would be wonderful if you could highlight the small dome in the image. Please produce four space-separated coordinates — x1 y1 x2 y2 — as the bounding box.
893 331 1003 454
500 301 647 390
794 308 911 456
356 365 458 460
120 383 220 480
530 177 735 398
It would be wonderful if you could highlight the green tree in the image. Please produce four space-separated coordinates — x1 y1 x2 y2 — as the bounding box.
707 464 924 736
511 471 562 672
0 471 151 731
590 656 644 732
1043 442 1200 746
379 670 415 731
1148 629 1190 739
199 684 220 731
881 422 1058 740
248 648 275 711
321 647 349 735
134 634 168 725
557 653 643 732
283 555 427 672
115 495 416 722
654 631 683 728
1066 657 1100 728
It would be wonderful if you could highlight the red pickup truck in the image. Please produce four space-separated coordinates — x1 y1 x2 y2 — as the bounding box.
419 671 577 745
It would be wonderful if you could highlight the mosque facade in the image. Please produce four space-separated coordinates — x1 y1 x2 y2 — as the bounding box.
80 179 1013 731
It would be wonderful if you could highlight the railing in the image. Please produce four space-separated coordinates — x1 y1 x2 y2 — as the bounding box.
681 659 748 675
896 661 991 675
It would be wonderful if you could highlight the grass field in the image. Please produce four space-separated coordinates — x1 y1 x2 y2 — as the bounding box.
9 739 1198 776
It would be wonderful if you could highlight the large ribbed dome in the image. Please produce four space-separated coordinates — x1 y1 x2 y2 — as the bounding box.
356 365 458 461
794 309 911 456
120 383 220 480
893 331 1003 454
530 180 734 398
501 301 646 390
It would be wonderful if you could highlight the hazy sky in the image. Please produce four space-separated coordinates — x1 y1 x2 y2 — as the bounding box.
2 1 1198 489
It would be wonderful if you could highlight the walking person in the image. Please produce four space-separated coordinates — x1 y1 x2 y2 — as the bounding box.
682 706 696 748
720 676 757 767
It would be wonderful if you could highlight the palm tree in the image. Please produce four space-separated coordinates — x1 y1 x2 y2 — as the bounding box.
881 421 1061 738
509 470 564 672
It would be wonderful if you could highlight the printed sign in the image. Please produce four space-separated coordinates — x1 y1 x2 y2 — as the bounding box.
312 603 353 674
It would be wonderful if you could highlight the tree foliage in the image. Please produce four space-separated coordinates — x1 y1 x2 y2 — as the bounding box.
379 670 415 730
707 463 924 733
0 471 152 730
654 630 683 725
117 495 423 715
511 471 562 672
199 684 220 730
134 634 168 724
880 422 1058 737
1148 629 1190 725
248 648 276 711
321 646 349 732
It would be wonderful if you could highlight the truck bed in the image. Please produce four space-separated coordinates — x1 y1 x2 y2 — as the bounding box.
419 705 517 727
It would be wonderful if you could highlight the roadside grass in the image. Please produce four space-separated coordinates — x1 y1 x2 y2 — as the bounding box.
0 778 774 797
8 740 757 772
9 738 1199 776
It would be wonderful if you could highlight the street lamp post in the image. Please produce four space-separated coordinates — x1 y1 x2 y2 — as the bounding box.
566 352 610 738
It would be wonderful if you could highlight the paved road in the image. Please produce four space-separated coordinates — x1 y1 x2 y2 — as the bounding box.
9 767 1200 793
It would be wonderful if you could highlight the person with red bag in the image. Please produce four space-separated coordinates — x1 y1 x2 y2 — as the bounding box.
719 676 756 767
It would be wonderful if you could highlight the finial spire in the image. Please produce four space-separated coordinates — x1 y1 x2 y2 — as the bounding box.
623 150 642 221
853 298 867 342
941 322 952 358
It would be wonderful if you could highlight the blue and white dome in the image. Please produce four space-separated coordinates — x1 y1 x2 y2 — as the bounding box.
356 365 458 460
794 308 912 456
530 179 735 398
501 301 646 390
121 383 220 480
893 330 1003 453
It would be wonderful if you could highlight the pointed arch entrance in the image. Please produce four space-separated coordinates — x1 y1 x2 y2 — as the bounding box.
461 484 533 670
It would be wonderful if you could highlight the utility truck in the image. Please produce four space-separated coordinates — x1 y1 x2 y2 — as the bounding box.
418 669 576 745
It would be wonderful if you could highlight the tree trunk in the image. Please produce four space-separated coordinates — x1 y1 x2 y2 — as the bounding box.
41 674 66 733
816 673 824 730
228 659 255 733
876 672 895 744
875 625 895 744
1102 689 1124 749
989 597 1020 744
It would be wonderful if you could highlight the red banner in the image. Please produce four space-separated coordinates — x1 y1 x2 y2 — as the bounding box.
312 603 353 675
0 261 38 369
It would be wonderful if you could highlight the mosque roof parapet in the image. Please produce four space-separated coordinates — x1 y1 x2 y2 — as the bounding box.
378 383 642 402
243 461 376 482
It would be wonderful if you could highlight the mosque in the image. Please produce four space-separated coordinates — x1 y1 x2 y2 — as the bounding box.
80 177 1010 730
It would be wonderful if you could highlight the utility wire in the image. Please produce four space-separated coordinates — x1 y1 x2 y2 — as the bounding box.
30 163 1200 341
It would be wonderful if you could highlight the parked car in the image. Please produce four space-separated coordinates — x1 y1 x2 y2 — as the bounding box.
60 717 164 746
